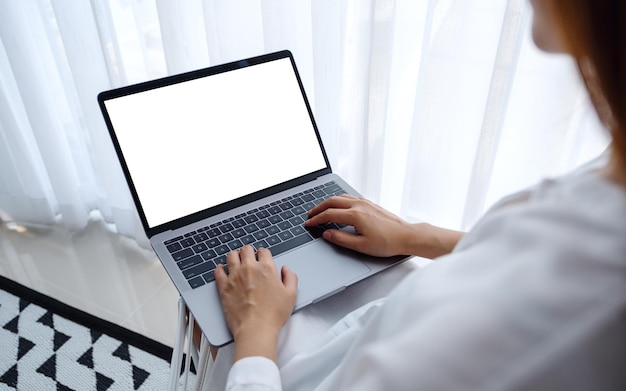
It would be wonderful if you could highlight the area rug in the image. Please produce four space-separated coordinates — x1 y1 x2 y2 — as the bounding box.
0 274 176 390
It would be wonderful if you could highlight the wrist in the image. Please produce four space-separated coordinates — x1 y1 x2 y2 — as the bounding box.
404 223 463 259
233 325 281 363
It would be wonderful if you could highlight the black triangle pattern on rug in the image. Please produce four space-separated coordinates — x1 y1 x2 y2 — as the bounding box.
37 310 55 328
111 341 153 389
96 372 115 391
113 342 131 362
17 337 35 360
0 364 17 388
19 298 29 312
133 365 150 390
36 354 57 381
91 329 103 344
3 315 19 333
77 347 94 369
0 276 176 390
53 330 71 352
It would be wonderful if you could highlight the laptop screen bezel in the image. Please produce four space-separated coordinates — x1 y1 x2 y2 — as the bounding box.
97 50 332 237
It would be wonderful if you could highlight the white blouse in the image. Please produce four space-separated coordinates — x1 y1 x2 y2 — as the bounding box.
207 160 626 391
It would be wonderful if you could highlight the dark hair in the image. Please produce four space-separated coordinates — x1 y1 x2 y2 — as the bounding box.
555 1 626 174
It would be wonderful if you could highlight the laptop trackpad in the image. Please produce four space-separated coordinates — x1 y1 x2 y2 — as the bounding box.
274 240 371 308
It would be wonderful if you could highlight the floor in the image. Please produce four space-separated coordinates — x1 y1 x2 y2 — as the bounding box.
0 215 180 347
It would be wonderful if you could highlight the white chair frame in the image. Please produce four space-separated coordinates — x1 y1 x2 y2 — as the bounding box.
168 297 212 391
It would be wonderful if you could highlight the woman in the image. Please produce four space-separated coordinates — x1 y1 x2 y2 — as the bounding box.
209 1 626 389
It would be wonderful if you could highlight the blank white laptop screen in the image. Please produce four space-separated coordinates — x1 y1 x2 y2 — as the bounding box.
104 58 327 228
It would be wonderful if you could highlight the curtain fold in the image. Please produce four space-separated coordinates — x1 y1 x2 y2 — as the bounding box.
0 0 609 245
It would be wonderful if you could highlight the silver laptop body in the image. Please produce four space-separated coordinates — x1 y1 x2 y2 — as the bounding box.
98 50 409 347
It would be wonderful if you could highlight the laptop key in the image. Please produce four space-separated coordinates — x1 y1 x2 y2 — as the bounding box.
219 233 234 243
292 206 306 215
201 249 217 260
268 206 282 215
280 210 295 220
278 231 294 241
183 260 215 279
172 248 194 261
253 230 269 240
290 226 306 236
180 238 195 247
265 226 279 236
228 239 244 251
256 210 270 219
202 270 216 283
232 228 246 238
215 245 230 255
244 215 259 224
244 223 259 233
324 185 341 194
266 235 281 246
241 235 255 245
268 215 282 224
277 221 292 231
220 223 234 233
214 255 227 265
253 240 269 250
206 238 220 248
207 228 221 238
233 219 245 228
192 243 208 253
257 219 271 229
166 242 182 253
188 276 205 289
289 216 304 226
177 255 203 271
164 236 184 245
279 201 294 210
270 233 313 256
193 233 208 242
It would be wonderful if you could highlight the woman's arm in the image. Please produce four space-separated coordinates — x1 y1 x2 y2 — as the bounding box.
305 194 464 259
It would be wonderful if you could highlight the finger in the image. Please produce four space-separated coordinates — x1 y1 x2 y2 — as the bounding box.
322 228 366 253
239 245 256 266
307 195 356 217
281 265 298 296
256 247 278 272
226 249 241 272
305 207 356 227
214 265 228 292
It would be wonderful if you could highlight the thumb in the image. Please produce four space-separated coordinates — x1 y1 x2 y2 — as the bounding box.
323 229 364 253
281 265 298 294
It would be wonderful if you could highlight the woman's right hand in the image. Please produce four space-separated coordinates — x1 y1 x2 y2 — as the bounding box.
305 194 415 257
305 194 464 259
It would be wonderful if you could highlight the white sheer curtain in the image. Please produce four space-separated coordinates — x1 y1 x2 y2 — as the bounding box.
0 0 609 245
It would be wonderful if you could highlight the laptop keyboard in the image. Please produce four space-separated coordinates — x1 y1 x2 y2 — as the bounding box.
163 181 347 289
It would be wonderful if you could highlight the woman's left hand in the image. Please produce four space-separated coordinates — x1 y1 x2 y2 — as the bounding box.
215 245 298 362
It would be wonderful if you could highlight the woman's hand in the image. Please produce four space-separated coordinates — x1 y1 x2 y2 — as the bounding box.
214 245 298 362
305 194 464 259
305 194 415 257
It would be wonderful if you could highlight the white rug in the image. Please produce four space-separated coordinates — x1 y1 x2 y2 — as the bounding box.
0 275 176 390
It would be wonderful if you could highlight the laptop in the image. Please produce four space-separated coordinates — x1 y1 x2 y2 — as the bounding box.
98 50 410 347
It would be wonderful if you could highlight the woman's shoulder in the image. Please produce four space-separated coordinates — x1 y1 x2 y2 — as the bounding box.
459 169 626 263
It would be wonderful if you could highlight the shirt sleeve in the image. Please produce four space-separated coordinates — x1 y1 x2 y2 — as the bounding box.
226 356 282 391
